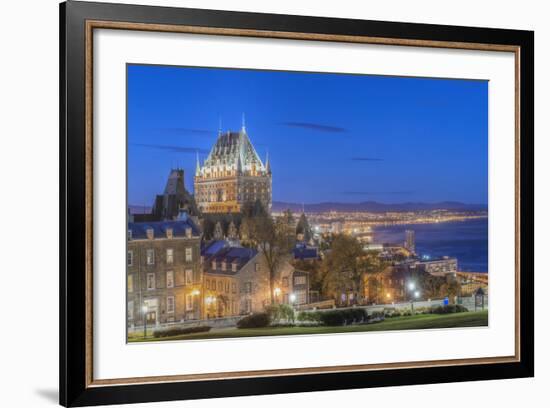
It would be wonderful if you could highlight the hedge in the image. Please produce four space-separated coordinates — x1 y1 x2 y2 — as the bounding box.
153 326 211 338
430 304 469 314
318 308 369 326
237 312 271 328
296 311 322 323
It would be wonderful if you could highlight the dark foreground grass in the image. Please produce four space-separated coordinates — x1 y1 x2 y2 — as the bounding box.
128 310 488 343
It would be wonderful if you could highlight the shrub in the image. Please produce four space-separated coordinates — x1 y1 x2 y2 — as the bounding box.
265 304 295 324
370 311 385 320
349 308 368 323
297 311 322 323
429 304 469 314
384 308 400 318
237 312 271 328
153 326 211 338
319 310 346 326
317 308 368 326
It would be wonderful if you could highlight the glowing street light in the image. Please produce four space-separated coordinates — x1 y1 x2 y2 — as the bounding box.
408 282 415 291
289 293 297 304
414 291 420 299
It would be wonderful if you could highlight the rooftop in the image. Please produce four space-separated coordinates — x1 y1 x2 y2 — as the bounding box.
128 212 200 240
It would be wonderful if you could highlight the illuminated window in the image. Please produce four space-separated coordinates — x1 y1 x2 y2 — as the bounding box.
186 294 193 311
185 247 193 262
146 273 155 290
127 301 134 320
146 249 155 265
294 276 306 285
127 274 133 293
166 271 174 288
166 296 175 313
185 269 193 285
166 248 174 264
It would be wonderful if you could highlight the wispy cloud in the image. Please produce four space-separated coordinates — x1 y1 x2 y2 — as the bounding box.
153 127 214 136
351 157 384 161
131 143 209 154
281 122 347 133
342 191 415 195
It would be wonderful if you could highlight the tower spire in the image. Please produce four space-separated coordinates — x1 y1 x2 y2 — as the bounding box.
195 151 201 177
218 117 222 135
241 113 246 133
265 150 271 174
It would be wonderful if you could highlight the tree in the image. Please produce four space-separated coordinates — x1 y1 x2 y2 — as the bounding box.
323 235 386 305
201 217 215 240
296 213 313 242
323 235 364 305
279 209 296 250
244 211 294 304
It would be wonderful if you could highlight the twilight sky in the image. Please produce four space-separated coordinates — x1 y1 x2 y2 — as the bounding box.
127 64 488 207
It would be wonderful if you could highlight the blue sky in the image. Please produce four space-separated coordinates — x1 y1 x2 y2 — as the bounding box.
127 64 488 206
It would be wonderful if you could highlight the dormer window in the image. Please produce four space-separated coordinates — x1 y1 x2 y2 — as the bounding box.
185 227 192 238
146 228 154 240
212 261 217 270
166 228 173 239
222 262 227 271
127 230 132 241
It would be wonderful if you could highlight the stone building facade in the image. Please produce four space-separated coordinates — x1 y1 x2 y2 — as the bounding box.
201 240 309 316
127 211 202 328
194 120 271 214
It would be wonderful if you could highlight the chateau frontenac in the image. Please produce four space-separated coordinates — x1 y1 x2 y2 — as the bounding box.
194 119 272 213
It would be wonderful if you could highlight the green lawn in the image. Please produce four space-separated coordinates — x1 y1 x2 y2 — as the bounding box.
128 310 488 343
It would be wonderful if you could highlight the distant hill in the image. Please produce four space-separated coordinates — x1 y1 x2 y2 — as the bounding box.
271 201 488 213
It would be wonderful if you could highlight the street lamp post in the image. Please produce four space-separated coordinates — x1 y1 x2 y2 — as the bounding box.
407 282 420 314
289 293 297 323
142 304 148 339
191 289 200 320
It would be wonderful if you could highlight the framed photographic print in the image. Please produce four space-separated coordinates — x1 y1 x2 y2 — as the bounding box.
60 1 534 406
